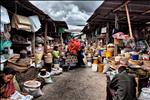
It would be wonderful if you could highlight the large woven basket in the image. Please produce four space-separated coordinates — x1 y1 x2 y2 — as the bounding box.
128 59 142 65
7 61 28 72
143 60 150 68
109 60 119 70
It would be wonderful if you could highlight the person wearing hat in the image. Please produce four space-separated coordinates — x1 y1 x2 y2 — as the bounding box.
109 66 137 100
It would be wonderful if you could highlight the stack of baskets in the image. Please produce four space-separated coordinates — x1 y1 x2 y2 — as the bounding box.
7 54 29 72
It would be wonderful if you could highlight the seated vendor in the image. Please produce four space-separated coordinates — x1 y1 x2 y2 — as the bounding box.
109 66 137 100
0 67 16 99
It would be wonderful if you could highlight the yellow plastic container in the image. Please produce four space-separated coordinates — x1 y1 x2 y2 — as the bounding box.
93 59 98 64
107 48 114 52
98 64 104 73
106 51 113 59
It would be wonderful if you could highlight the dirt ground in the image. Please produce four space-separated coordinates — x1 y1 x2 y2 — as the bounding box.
34 67 106 100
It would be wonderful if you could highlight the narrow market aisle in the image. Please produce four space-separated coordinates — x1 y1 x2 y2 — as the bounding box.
34 68 106 100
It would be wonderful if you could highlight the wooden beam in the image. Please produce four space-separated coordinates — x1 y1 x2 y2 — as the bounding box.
142 9 150 15
106 22 109 45
44 22 48 53
125 3 133 38
113 1 130 12
16 1 45 19
32 32 35 56
119 16 126 21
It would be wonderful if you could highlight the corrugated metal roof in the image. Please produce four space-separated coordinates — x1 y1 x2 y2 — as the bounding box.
1 0 53 21
83 0 150 32
53 21 68 29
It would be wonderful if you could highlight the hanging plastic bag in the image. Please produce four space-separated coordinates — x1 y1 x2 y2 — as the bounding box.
0 6 10 24
11 14 31 32
1 23 4 32
0 40 12 51
29 15 41 32
92 64 97 72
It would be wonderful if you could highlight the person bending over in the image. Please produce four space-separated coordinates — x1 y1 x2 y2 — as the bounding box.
109 66 137 100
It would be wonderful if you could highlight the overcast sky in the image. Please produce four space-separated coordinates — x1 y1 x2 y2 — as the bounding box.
30 1 103 30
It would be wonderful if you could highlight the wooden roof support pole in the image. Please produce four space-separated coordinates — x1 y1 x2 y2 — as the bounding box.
44 22 48 53
106 22 109 45
114 14 118 56
32 32 35 56
125 4 133 38
142 9 150 15
32 32 36 67
113 1 130 12
53 22 56 32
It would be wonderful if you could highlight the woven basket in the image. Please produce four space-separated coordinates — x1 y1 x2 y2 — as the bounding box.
109 60 119 69
7 61 28 72
143 60 150 68
128 59 142 65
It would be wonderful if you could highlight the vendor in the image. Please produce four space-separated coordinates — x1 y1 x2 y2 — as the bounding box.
52 46 60 64
0 67 16 99
35 44 44 68
77 46 85 67
109 66 137 100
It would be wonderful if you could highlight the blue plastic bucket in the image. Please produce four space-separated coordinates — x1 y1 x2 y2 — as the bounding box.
131 55 139 60
98 50 103 56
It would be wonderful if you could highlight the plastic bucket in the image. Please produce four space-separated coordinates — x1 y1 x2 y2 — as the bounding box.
106 51 113 59
98 50 103 56
98 64 104 73
107 48 114 52
131 55 139 60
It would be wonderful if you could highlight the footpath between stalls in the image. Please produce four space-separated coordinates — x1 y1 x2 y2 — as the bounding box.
82 1 150 100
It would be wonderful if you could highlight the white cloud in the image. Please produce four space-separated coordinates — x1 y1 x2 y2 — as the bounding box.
68 25 84 30
30 1 103 30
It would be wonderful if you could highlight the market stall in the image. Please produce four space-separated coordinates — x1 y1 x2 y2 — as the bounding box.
1 1 55 99
82 0 150 99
